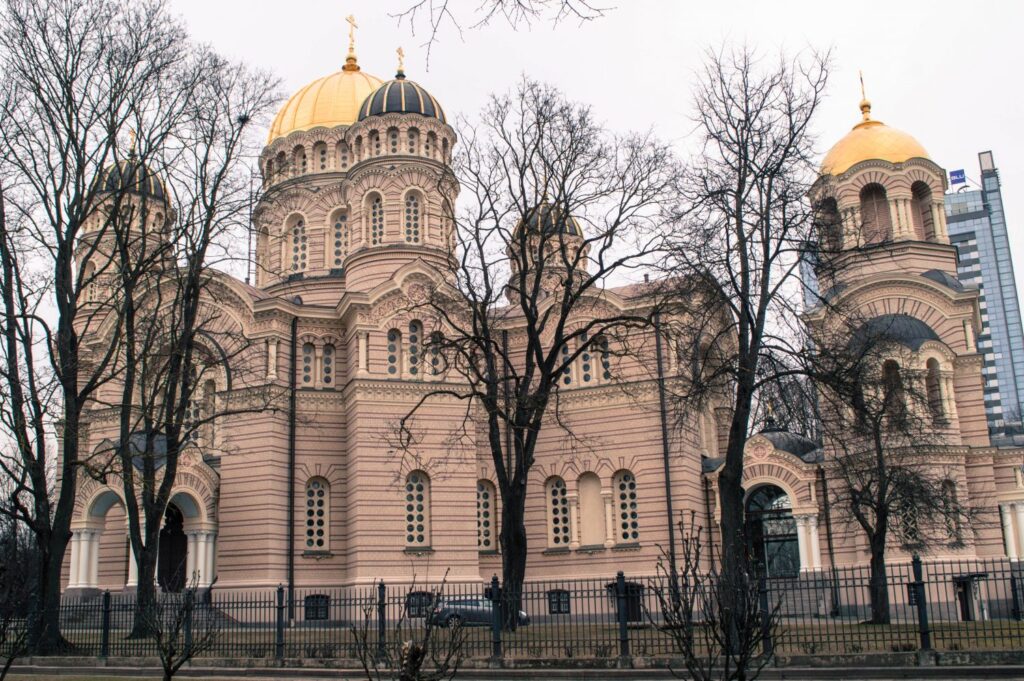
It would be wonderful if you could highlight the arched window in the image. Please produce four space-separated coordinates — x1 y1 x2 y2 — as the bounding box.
882 359 906 424
369 194 384 245
814 197 842 252
577 472 603 547
942 479 962 542
289 217 308 273
331 211 348 270
301 343 314 385
579 333 593 384
408 320 422 376
337 141 350 170
354 136 363 161
314 142 327 171
477 480 496 550
275 151 287 178
404 471 430 547
425 132 435 159
294 146 307 175
745 485 799 579
305 477 330 551
184 364 203 444
614 470 640 543
442 138 449 162
428 331 445 376
370 130 381 156
911 181 936 241
407 128 419 154
387 329 401 376
404 192 421 243
926 358 944 423
546 476 570 547
322 344 335 386
388 127 399 154
558 343 572 386
859 183 891 244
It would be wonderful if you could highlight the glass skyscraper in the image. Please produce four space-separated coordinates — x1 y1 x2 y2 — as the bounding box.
945 151 1024 440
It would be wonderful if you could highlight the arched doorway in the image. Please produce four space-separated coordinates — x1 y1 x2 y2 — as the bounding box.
745 485 799 579
158 503 187 592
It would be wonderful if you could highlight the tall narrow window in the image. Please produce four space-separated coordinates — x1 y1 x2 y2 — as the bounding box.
295 147 307 174
882 359 906 424
370 195 384 245
331 212 348 269
425 133 435 159
305 478 330 550
942 480 961 542
301 343 314 385
547 477 570 547
322 344 335 386
316 143 327 171
558 343 572 386
614 470 640 542
429 331 444 376
407 128 419 154
276 151 287 178
599 336 612 381
926 358 944 423
338 141 350 169
354 137 363 161
405 471 430 547
577 473 603 546
442 139 449 162
290 218 307 272
388 128 399 154
387 329 401 376
859 183 891 244
404 193 421 243
184 364 202 444
408 321 422 376
477 480 496 550
579 334 593 384
370 131 381 156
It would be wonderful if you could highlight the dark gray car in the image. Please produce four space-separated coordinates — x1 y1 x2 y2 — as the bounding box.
427 597 530 627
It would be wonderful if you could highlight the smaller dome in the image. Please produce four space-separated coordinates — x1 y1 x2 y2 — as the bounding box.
850 313 940 352
95 159 166 201
358 70 446 123
820 99 930 175
513 202 583 238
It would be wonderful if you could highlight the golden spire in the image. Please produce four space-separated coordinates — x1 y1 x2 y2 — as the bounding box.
858 70 872 122
396 47 405 78
343 14 360 72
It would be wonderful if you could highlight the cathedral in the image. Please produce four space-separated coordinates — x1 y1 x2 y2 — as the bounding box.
62 27 1024 599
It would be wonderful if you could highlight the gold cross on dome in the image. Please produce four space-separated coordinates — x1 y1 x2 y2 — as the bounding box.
397 47 404 72
346 14 358 52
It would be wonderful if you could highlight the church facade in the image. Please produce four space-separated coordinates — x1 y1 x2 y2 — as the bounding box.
62 32 1024 597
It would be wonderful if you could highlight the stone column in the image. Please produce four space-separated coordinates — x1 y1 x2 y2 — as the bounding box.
185 532 198 584
888 200 904 240
79 530 98 589
358 332 369 376
932 202 948 242
314 345 324 388
795 515 809 573
602 490 616 548
194 534 209 587
267 339 278 380
942 374 958 421
126 543 138 589
567 492 581 551
206 533 217 586
808 515 822 571
67 534 82 589
1002 505 1019 560
1015 505 1024 565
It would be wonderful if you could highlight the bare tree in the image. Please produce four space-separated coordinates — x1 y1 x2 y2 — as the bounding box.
0 0 192 652
661 46 831 606
811 319 971 624
351 574 467 681
137 575 221 681
392 0 608 63
393 78 677 618
648 512 779 681
0 516 33 680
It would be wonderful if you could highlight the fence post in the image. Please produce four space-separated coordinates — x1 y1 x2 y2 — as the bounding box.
275 584 285 662
912 555 931 652
1011 574 1021 622
377 581 386 659
183 590 194 658
758 574 773 659
615 571 630 662
99 591 111 659
489 574 502 663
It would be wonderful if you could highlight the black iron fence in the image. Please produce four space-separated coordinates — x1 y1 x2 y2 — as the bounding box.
22 556 1024 662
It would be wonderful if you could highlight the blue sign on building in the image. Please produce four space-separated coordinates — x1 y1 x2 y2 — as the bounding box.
950 169 966 185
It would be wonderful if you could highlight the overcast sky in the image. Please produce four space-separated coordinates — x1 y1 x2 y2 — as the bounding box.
170 0 1024 286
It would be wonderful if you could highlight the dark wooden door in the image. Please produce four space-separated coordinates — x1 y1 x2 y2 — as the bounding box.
158 504 187 592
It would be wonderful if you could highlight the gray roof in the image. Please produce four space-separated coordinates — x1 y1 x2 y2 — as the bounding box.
920 269 966 292
759 428 824 463
850 313 940 352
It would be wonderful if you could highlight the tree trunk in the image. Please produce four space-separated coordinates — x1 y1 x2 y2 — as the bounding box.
29 535 70 654
867 543 890 625
130 545 160 638
499 485 528 630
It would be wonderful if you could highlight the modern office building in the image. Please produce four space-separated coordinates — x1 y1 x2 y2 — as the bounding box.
945 152 1024 439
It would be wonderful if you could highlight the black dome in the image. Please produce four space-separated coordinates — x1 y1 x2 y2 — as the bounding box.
513 202 583 238
358 71 446 123
850 313 940 352
95 159 166 201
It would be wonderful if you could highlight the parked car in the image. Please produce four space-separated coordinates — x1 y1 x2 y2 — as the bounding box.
427 597 530 627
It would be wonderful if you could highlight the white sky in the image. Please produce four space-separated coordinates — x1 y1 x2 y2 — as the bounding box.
170 0 1024 287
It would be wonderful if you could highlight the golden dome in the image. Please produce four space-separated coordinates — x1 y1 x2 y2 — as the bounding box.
820 99 930 175
267 51 383 143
